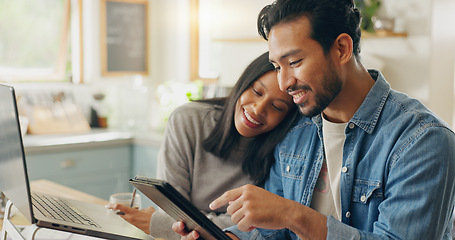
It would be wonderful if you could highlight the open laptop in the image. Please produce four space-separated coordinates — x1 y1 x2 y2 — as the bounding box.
0 84 151 240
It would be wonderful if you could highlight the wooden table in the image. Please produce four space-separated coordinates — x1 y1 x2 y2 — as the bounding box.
0 179 108 230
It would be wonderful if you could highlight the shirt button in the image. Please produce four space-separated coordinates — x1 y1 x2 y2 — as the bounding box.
346 211 351 218
286 165 291 172
341 167 348 173
360 195 366 202
348 123 355 129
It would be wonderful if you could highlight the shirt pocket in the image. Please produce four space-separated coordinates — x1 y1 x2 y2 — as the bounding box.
352 179 383 204
279 153 306 181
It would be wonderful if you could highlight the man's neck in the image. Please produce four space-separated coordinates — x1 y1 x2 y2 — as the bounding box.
323 65 375 123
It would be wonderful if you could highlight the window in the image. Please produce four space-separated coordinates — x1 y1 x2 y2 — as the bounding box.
0 0 72 82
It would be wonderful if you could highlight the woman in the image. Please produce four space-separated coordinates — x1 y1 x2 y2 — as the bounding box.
108 52 301 240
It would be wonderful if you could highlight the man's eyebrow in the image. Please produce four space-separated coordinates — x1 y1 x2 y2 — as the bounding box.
269 49 303 63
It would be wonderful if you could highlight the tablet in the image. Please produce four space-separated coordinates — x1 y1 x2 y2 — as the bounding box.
129 176 231 240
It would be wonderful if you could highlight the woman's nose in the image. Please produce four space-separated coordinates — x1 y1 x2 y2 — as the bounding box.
253 99 268 116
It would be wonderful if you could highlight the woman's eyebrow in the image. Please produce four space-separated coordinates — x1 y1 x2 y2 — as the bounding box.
257 80 267 90
258 80 292 106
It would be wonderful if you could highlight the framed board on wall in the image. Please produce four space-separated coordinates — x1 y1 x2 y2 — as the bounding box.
100 0 149 76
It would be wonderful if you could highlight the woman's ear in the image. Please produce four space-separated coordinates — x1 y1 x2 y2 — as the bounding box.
333 33 353 65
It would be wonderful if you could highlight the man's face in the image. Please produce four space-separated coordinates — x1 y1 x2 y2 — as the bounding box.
268 17 342 118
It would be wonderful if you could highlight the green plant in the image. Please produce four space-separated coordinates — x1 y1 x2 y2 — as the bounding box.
354 0 381 32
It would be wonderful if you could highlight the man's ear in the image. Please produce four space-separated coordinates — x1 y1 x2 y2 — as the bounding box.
333 33 353 65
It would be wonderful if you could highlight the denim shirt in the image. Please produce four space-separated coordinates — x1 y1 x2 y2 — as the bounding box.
227 70 455 239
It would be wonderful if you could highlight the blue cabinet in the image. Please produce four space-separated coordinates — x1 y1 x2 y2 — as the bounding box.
25 145 133 200
132 144 159 178
131 132 162 179
23 131 163 204
131 144 160 208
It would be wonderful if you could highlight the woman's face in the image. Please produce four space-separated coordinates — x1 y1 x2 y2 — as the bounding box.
234 71 295 138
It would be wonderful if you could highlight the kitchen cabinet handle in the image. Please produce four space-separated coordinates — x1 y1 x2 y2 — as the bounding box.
60 159 76 169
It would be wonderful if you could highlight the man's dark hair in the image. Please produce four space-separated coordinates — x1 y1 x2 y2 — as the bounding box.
199 52 301 186
257 0 362 59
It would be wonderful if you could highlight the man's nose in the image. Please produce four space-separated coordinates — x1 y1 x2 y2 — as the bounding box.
278 69 296 93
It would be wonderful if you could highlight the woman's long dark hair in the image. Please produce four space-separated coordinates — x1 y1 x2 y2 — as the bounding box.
199 52 301 186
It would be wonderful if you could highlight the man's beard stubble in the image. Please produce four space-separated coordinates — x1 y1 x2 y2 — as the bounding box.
297 69 342 118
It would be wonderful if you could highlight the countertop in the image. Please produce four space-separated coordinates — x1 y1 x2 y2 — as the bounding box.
23 129 164 154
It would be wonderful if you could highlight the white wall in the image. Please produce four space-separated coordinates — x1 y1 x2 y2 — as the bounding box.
198 0 273 86
80 0 191 129
82 0 190 86
429 0 455 126
359 0 455 126
360 0 432 102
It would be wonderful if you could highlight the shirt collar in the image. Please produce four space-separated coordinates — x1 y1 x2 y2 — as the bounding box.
311 69 390 134
350 69 390 134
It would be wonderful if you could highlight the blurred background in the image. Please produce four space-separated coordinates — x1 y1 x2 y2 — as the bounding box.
0 0 454 201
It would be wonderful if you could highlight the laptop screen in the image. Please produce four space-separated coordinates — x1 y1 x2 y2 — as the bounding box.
0 84 34 222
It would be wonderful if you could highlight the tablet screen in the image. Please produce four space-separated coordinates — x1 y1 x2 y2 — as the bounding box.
129 177 231 240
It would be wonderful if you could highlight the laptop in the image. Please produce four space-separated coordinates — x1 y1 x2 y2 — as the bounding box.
0 84 151 240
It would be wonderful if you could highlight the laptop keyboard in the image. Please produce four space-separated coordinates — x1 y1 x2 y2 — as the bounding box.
31 193 100 228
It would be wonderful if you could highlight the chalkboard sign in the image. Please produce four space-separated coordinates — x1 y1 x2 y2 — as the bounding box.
100 0 149 76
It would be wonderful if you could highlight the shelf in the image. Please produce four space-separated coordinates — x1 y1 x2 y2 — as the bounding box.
211 37 266 43
362 30 408 38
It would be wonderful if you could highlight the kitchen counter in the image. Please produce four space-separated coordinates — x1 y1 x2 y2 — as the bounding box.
21 129 164 200
23 129 164 154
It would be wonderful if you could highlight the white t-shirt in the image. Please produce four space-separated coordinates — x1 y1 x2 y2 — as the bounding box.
310 115 347 220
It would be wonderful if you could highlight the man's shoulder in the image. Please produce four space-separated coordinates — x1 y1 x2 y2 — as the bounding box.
375 91 455 157
385 90 452 131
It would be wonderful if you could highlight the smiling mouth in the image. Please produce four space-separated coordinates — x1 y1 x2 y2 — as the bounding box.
244 109 261 125
292 89 309 100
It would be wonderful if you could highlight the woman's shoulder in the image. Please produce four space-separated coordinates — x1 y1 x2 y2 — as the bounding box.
172 101 219 115
169 101 222 123
165 101 222 138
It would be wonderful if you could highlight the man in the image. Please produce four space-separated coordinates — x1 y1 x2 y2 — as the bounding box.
174 0 455 239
